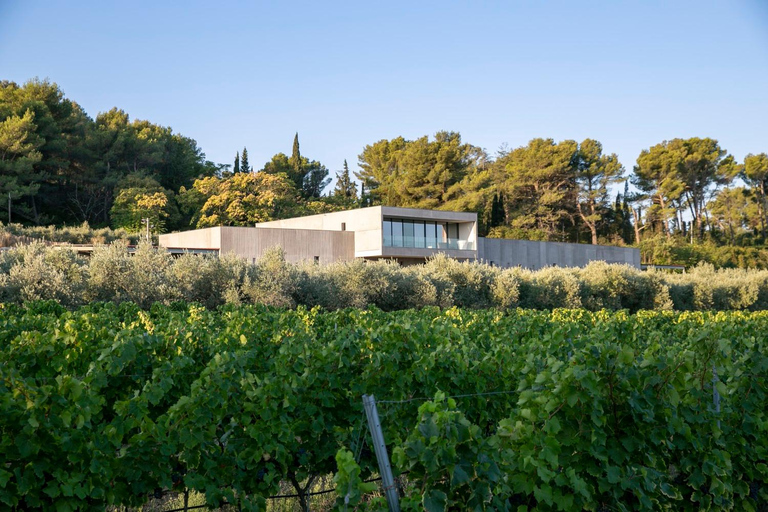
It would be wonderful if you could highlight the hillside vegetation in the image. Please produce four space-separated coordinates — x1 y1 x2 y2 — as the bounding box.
3 79 768 268
1 242 768 312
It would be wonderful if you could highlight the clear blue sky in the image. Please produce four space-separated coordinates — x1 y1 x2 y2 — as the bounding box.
1 0 767 185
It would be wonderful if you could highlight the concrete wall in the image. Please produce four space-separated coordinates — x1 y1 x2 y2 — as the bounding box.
160 226 355 264
159 227 221 250
255 207 384 257
478 238 641 270
220 227 354 264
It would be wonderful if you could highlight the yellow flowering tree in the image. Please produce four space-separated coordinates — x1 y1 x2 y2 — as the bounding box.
196 172 299 227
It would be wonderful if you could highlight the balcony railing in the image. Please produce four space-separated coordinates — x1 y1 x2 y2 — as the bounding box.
384 236 475 251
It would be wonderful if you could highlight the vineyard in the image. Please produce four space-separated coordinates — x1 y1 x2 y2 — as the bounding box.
1 302 767 511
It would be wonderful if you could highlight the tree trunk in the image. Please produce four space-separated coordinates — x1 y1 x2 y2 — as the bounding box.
658 196 670 238
576 202 598 245
703 207 711 239
31 195 40 225
288 471 315 512
632 207 643 244
761 182 767 241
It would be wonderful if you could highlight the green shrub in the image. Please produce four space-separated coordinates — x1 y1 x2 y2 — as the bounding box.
0 242 87 307
490 268 521 309
170 252 248 309
578 261 672 312
0 221 134 245
519 266 583 309
2 241 768 312
421 254 497 309
87 241 177 308
665 263 768 311
241 247 296 308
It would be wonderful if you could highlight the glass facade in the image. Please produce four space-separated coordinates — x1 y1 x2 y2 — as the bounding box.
382 217 473 250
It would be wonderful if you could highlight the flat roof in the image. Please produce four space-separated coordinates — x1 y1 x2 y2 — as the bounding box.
380 206 476 222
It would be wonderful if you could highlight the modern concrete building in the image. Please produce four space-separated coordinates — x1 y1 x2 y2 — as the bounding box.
159 206 640 269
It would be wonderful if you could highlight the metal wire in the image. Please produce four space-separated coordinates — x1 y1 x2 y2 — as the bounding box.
377 389 517 404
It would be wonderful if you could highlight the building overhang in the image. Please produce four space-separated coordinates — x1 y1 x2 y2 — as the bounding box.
380 206 477 223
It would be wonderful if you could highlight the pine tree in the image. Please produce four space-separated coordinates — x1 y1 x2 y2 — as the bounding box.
233 152 240 174
333 160 357 199
241 147 250 173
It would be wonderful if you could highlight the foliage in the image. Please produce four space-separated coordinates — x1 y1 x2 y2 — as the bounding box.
0 221 134 245
357 131 487 209
492 138 578 241
4 78 768 265
0 242 86 307
261 134 330 198
742 153 768 239
574 139 625 245
193 172 299 227
241 247 297 308
0 305 767 511
0 108 43 223
332 449 377 509
333 159 358 202
86 241 178 308
0 79 219 228
240 146 250 173
637 234 768 269
2 243 768 312
577 260 673 312
393 394 503 511
109 174 178 233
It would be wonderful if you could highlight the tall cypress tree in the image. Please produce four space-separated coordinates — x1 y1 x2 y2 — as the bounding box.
291 133 301 167
359 183 368 207
287 133 302 187
241 147 250 173
489 193 500 227
490 192 506 227
291 132 301 161
233 152 240 174
621 181 634 243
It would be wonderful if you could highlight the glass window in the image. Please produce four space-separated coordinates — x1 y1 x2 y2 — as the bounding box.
403 221 414 247
426 222 437 248
385 218 465 250
392 220 403 247
383 219 392 246
414 221 426 248
438 223 447 248
448 224 460 249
